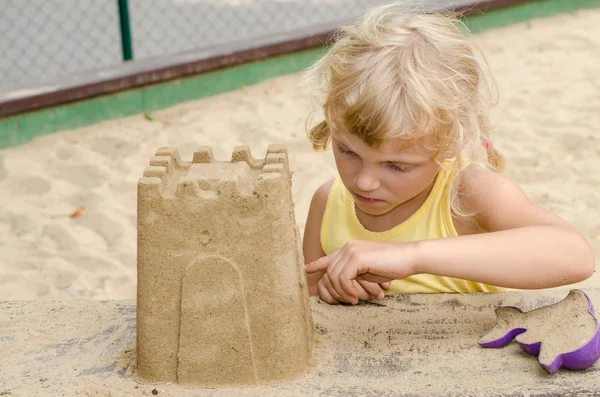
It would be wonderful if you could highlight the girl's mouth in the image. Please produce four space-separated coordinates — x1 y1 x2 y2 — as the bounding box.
353 193 385 204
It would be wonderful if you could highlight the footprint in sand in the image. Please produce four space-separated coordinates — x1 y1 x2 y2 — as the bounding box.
39 223 80 253
111 250 137 271
11 257 40 271
68 190 107 210
52 163 110 190
0 216 9 242
51 269 78 291
87 137 139 159
106 275 136 300
8 213 39 237
54 143 96 163
61 254 127 277
559 133 596 154
72 211 125 252
0 278 50 300
1 175 51 196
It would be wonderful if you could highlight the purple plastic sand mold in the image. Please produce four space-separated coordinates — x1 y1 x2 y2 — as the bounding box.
478 289 600 374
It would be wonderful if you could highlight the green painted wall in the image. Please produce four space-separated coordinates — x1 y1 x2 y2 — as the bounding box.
1 0 599 149
0 48 326 148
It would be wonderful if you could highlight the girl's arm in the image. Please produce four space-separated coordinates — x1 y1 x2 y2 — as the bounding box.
305 169 595 304
302 180 333 296
415 168 595 289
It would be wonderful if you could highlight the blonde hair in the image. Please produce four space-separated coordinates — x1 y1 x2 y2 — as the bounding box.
304 2 505 219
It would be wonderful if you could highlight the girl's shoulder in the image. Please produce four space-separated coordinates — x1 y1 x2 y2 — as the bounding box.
302 178 336 263
454 166 574 234
452 167 527 234
452 167 503 235
457 166 521 210
304 178 336 237
310 178 336 211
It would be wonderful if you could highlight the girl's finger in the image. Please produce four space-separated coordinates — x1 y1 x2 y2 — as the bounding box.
340 277 359 303
326 252 355 303
318 278 340 305
353 280 373 301
321 274 345 303
357 279 385 299
306 248 341 274
357 274 392 284
338 259 360 303
304 256 330 274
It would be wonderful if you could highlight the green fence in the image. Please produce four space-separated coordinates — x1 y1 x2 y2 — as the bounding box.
117 0 133 61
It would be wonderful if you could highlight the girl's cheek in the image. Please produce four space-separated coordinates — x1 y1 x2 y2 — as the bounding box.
343 160 362 178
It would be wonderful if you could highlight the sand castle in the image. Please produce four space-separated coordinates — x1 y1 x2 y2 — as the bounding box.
135 145 314 387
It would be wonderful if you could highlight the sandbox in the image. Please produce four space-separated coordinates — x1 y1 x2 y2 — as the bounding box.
2 5 600 397
2 289 600 396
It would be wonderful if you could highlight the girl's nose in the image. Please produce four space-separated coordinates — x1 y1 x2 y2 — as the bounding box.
355 167 380 192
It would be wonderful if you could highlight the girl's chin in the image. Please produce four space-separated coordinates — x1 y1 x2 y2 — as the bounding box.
354 200 393 216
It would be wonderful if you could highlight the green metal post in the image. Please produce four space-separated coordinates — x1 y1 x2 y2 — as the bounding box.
118 0 134 60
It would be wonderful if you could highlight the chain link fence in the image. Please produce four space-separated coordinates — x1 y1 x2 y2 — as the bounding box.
0 0 123 93
0 0 468 94
128 0 388 60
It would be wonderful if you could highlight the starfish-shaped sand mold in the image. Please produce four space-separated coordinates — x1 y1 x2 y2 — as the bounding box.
478 289 600 373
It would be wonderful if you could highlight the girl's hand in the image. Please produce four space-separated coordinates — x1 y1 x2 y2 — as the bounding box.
305 240 419 305
317 272 390 305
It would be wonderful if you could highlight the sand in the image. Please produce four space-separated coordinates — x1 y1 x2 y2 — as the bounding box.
0 8 600 302
3 289 600 396
2 8 600 396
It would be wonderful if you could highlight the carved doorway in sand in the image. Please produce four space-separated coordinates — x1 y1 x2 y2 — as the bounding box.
177 255 258 386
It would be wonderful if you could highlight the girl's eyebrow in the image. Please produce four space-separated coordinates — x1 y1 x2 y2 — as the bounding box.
334 139 422 165
332 135 351 148
333 139 358 154
336 141 352 150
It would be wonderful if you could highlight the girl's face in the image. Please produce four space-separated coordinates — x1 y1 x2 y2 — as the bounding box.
331 129 442 217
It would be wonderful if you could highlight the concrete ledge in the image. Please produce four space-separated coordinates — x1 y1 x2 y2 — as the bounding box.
2 288 599 396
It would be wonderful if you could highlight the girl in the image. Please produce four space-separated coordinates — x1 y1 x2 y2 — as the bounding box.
302 3 595 305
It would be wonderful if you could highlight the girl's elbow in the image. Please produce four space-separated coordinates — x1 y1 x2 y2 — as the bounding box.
580 248 595 280
572 236 596 282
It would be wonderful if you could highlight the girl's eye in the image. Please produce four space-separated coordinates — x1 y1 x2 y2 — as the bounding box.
336 145 356 156
387 162 409 173
335 143 409 172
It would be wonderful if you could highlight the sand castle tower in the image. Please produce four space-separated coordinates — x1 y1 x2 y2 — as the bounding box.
135 145 314 387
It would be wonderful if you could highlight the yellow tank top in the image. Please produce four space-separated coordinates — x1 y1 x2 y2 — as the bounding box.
320 166 509 294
